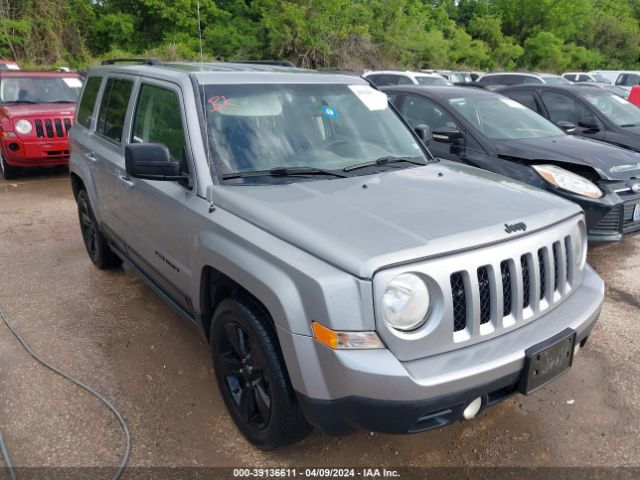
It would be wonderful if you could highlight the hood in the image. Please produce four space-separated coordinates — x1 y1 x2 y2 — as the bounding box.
1 103 76 118
494 135 640 180
214 162 580 278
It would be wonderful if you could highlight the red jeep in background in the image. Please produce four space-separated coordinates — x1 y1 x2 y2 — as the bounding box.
0 71 83 179
0 60 20 71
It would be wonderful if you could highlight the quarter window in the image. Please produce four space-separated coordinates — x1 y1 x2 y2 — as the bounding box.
96 78 133 144
77 76 102 128
132 84 188 173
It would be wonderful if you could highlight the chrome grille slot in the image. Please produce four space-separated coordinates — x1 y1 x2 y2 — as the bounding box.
477 266 491 325
54 118 64 137
521 254 531 309
44 119 54 138
64 118 72 133
35 120 44 138
553 242 561 291
537 248 546 300
500 261 512 317
450 272 467 332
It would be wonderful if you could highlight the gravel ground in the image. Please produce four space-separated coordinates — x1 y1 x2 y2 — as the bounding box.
0 170 638 478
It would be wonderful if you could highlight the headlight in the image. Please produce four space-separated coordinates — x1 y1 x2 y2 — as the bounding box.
532 164 602 198
15 119 32 135
382 273 430 331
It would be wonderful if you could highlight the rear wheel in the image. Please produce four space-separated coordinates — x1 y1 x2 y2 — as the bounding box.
211 297 311 450
0 149 19 180
77 189 122 269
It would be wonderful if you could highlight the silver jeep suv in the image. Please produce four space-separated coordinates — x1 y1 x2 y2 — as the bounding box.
69 60 604 450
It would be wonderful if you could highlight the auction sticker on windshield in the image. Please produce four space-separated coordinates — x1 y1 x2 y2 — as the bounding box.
63 78 83 88
349 85 387 111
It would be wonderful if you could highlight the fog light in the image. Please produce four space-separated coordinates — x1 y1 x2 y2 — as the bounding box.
463 397 482 420
8 143 19 151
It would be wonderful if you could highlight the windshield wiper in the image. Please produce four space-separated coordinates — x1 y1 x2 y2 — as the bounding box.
222 166 349 180
620 123 640 127
343 156 428 172
46 100 75 103
2 100 38 104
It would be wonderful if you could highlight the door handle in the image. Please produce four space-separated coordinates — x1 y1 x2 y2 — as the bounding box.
85 151 98 162
118 175 134 188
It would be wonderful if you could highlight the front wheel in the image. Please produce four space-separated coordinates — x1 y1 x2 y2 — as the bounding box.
0 149 19 180
211 297 311 450
77 189 122 269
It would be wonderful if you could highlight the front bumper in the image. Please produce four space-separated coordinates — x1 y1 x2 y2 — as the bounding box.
278 265 603 435
577 190 640 241
2 138 70 167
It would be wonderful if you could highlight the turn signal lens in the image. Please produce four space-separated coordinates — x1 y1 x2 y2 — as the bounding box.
1 131 17 138
312 322 384 350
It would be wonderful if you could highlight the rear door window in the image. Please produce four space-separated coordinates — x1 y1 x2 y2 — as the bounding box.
76 76 102 128
96 78 134 144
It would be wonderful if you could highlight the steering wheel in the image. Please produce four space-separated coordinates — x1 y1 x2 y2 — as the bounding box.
326 138 351 150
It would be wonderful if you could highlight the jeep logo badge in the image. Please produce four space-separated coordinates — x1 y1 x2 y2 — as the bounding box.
632 183 640 193
505 222 527 234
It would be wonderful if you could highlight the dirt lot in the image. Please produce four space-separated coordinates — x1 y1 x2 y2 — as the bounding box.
0 170 639 475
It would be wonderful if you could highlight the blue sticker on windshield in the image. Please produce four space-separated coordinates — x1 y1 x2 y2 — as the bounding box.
322 106 337 118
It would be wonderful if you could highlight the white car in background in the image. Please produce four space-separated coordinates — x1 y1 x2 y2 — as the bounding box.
363 70 451 87
563 72 610 83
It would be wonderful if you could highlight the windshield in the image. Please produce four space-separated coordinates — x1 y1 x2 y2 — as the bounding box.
415 75 448 86
0 76 82 103
543 76 571 85
592 74 608 83
447 95 564 139
202 83 428 182
582 91 640 126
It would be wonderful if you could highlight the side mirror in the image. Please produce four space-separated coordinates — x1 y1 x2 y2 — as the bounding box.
432 126 464 144
125 143 184 181
577 116 600 130
556 121 576 134
414 124 431 145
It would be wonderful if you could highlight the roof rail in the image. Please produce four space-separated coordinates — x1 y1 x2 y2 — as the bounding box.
236 60 296 68
101 58 160 66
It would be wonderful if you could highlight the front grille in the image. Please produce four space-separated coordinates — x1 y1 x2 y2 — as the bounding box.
33 117 73 139
449 235 574 336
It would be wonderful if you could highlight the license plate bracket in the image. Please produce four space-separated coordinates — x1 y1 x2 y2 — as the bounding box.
519 328 576 395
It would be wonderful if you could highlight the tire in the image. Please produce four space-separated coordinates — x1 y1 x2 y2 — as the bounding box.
76 189 122 269
211 296 311 450
0 149 19 180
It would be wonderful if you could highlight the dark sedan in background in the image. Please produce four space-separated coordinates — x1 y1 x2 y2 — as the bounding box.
497 84 640 153
383 85 640 241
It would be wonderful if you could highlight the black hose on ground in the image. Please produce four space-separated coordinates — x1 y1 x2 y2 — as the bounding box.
0 305 131 480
